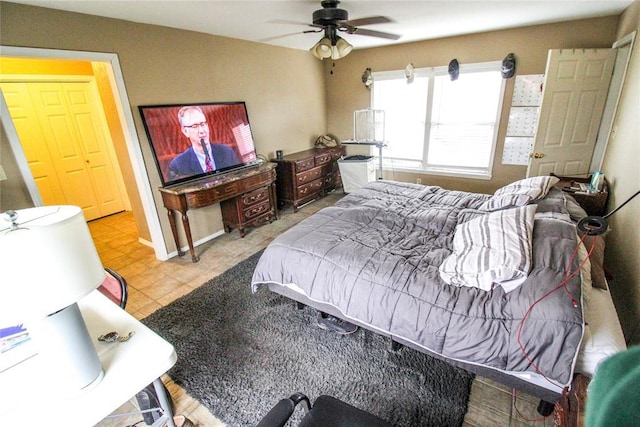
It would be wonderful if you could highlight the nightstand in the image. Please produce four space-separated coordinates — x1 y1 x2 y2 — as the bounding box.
553 174 609 216
554 374 590 427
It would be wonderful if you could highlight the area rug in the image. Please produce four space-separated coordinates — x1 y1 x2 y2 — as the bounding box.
143 250 474 426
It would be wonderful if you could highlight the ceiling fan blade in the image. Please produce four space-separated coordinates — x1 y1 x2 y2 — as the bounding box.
267 19 324 30
346 27 401 40
267 19 312 26
259 32 310 42
343 16 393 27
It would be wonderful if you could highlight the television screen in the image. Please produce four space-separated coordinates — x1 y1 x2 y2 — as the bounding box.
139 102 259 187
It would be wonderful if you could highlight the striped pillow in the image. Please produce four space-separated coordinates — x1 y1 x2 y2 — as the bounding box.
493 176 560 200
439 204 537 292
479 193 532 211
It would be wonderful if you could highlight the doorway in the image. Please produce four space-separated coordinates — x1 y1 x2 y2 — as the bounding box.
0 46 168 260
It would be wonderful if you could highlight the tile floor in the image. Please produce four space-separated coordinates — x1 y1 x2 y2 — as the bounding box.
90 193 555 427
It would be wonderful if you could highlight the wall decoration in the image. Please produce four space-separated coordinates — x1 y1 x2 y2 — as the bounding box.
502 74 544 165
511 74 544 106
362 67 373 88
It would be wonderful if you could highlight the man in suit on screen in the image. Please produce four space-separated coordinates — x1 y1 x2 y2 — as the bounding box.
168 106 240 180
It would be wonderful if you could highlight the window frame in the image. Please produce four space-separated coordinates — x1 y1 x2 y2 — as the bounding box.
371 61 506 180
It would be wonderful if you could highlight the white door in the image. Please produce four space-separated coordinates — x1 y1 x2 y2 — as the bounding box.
528 49 616 177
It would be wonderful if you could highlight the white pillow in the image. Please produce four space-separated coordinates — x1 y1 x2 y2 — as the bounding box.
493 176 560 200
439 204 537 292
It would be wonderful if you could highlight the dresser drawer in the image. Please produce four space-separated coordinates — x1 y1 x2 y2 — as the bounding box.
295 158 315 172
315 152 332 166
213 182 240 199
323 173 335 187
243 200 272 221
295 166 323 186
330 149 343 161
185 181 239 207
240 187 269 208
296 178 324 198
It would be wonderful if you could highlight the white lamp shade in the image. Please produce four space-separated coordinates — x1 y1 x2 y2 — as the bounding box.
0 206 105 323
332 37 353 59
310 37 333 59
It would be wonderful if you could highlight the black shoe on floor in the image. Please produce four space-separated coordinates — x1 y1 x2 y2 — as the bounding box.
317 312 358 335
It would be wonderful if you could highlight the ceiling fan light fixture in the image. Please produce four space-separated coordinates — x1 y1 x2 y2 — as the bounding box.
331 36 353 59
311 37 333 59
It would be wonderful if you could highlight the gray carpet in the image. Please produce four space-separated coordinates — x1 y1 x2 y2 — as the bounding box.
143 250 474 426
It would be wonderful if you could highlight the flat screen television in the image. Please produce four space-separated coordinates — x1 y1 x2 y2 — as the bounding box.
139 102 259 187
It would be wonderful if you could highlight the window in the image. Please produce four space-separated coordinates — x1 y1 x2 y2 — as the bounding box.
372 61 505 179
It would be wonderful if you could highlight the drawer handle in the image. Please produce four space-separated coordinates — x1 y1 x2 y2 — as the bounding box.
245 193 265 204
247 204 267 218
300 188 308 194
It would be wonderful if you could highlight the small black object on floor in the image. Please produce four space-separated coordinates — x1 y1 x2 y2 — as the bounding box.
317 312 358 335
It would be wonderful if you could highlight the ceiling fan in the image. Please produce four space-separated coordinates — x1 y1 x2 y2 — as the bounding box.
307 0 401 41
270 0 401 60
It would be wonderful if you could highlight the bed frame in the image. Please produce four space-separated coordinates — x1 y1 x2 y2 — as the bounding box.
264 282 562 412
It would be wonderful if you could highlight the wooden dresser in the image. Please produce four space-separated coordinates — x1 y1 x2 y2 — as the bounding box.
271 146 345 212
159 163 277 262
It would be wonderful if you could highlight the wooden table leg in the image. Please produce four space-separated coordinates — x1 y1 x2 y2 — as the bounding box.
179 211 199 263
270 183 278 220
166 209 184 257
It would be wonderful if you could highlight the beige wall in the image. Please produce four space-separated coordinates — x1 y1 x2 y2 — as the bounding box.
326 16 619 194
603 0 640 345
0 2 327 252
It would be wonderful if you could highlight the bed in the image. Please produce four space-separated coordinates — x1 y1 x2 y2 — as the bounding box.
251 177 626 405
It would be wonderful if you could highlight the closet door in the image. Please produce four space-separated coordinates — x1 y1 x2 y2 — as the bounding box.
2 80 126 220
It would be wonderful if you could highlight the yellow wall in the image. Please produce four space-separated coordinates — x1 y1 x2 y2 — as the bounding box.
0 57 93 75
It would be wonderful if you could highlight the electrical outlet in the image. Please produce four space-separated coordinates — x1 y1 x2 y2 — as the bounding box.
416 178 422 185
0 165 7 182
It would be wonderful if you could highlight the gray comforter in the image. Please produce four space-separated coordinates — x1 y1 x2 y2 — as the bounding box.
251 181 584 386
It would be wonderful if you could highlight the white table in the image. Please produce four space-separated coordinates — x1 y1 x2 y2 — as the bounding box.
0 291 178 427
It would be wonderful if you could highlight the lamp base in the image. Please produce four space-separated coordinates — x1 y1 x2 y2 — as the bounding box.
26 302 104 393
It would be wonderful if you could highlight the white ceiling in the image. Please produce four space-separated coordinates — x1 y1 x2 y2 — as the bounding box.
6 0 633 51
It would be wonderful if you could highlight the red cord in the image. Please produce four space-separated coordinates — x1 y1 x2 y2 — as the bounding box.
513 389 549 422
517 233 594 384
513 233 596 421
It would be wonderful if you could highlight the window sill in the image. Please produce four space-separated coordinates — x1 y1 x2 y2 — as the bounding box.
381 161 492 181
